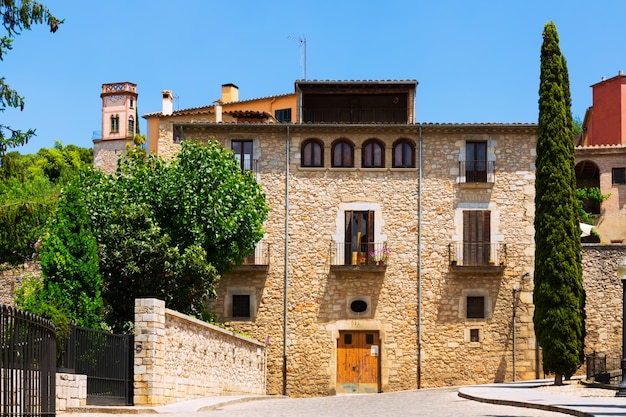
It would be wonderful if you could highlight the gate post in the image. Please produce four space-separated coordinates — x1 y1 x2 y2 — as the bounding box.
134 298 166 405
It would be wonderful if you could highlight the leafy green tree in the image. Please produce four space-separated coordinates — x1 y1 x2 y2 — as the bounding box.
37 178 103 329
82 140 269 331
533 21 585 385
0 143 92 267
0 1 63 155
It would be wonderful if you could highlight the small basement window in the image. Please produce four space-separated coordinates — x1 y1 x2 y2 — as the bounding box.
466 296 485 319
231 294 251 318
470 329 480 342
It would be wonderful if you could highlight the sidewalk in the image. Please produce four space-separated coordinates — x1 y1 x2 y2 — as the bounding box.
65 380 626 416
459 379 626 417
66 395 281 414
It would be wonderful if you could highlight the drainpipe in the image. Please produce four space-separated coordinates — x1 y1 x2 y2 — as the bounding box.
417 125 423 389
283 125 290 396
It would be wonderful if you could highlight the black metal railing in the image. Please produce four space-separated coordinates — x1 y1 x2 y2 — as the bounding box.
448 242 507 267
0 305 56 417
330 242 388 266
303 108 408 124
241 241 270 266
586 352 622 385
459 160 495 183
57 326 133 406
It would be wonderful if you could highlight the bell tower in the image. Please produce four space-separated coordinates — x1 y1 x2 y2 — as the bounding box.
93 82 139 173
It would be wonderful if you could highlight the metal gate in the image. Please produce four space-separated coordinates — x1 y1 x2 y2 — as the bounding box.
0 305 56 417
60 326 133 405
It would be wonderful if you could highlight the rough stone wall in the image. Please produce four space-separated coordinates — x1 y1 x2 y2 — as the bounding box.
133 298 266 406
418 130 538 386
0 261 41 306
177 124 539 396
581 244 626 358
93 139 133 174
56 372 87 411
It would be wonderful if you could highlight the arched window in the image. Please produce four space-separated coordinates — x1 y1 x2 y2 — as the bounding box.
392 139 415 168
331 139 354 168
362 139 385 168
128 115 135 136
110 114 119 133
302 139 324 167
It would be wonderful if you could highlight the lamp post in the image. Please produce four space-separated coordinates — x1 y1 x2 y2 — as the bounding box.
512 284 520 382
616 256 626 397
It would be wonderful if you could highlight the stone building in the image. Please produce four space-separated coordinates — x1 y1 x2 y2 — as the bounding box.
576 72 626 243
95 80 540 396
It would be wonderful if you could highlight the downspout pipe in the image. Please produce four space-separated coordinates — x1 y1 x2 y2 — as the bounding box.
283 125 290 396
417 124 423 389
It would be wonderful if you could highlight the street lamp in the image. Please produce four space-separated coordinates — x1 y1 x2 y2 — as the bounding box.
616 256 626 397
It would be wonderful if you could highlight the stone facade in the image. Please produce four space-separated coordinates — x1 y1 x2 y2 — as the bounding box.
157 121 539 396
133 298 266 406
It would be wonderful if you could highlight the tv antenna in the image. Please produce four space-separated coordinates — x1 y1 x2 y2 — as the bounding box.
289 35 306 79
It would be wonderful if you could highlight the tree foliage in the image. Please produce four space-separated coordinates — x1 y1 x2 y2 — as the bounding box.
81 140 269 331
0 142 92 267
37 178 103 328
533 21 585 384
0 0 63 155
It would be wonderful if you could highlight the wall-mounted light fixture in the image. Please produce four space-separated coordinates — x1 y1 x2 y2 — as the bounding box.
135 343 143 353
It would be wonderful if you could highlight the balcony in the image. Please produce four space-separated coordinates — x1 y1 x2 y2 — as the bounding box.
237 241 270 271
448 242 506 273
329 242 388 271
458 161 495 184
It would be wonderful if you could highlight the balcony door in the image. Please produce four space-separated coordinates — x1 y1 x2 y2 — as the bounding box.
344 210 374 265
463 211 490 266
466 141 487 183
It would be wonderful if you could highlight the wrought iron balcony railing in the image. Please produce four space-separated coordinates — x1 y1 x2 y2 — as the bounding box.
330 242 388 267
241 241 270 267
448 242 507 267
458 160 495 183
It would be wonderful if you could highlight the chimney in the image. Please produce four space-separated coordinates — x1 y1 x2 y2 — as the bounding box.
221 83 239 103
215 103 222 123
162 90 173 115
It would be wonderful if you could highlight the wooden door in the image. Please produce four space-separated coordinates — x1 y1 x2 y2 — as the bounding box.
337 331 380 393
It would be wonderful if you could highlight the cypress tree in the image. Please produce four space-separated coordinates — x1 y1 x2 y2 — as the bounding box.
533 21 585 385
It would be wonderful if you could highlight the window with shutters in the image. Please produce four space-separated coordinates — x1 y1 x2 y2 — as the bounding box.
332 139 354 168
463 211 490 266
302 139 324 167
362 139 384 168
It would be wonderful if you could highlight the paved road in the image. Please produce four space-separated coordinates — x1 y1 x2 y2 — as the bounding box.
75 388 560 417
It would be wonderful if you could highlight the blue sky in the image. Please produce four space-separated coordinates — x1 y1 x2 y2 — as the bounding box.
4 0 626 154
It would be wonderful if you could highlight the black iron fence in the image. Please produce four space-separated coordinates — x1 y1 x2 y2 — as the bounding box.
0 305 56 417
330 242 389 266
586 352 622 386
448 242 507 267
58 326 133 406
458 161 496 183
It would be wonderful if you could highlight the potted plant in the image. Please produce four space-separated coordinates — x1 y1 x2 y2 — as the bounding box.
369 248 390 265
451 258 457 266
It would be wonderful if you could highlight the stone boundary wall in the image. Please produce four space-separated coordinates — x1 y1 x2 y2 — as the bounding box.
0 261 41 306
133 298 266 406
582 244 626 359
56 372 87 412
